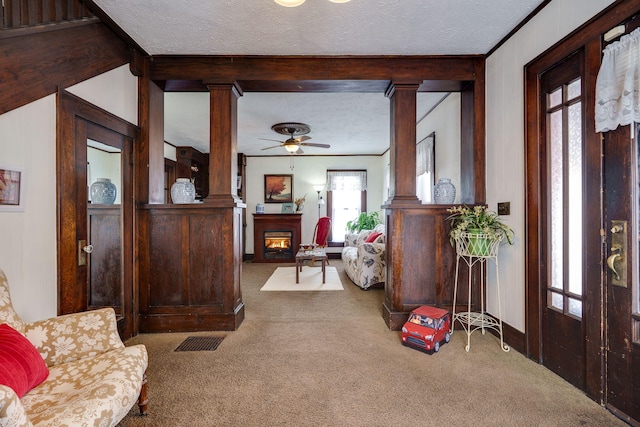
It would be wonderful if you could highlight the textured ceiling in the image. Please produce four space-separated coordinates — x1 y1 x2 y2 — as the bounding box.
93 0 544 56
93 0 545 155
165 92 447 156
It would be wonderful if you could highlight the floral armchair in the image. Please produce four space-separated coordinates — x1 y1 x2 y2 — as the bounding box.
0 269 148 427
341 224 386 290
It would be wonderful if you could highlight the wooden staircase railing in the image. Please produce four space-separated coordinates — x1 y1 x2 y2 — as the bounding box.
1 0 93 32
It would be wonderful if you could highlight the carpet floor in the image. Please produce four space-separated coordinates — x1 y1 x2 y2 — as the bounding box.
118 262 626 427
260 266 343 291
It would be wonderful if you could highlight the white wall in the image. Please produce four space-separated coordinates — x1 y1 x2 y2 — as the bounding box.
0 65 137 323
66 65 138 126
417 93 461 203
245 155 385 255
485 0 615 332
0 95 57 322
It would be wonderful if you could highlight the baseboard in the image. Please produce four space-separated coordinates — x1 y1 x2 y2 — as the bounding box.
484 314 526 354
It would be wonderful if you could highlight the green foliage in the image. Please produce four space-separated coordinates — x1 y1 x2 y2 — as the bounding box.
346 211 382 233
446 205 515 246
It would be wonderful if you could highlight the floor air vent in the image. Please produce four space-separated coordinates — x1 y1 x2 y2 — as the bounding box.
175 336 225 352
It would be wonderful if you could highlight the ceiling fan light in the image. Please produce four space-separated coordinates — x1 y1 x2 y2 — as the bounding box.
274 0 306 6
329 0 351 3
284 144 300 153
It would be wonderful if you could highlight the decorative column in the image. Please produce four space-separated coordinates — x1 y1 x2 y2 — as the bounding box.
137 82 246 332
385 83 421 205
383 82 427 330
206 82 244 204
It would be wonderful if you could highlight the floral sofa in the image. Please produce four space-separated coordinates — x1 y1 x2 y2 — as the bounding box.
341 224 386 290
0 268 148 427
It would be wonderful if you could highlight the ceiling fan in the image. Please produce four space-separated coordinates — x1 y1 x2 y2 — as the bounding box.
260 122 330 154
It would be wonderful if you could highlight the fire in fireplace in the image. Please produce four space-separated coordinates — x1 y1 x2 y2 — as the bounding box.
264 231 293 259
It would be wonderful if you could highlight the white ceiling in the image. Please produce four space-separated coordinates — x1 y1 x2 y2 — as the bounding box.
165 91 447 156
93 0 545 156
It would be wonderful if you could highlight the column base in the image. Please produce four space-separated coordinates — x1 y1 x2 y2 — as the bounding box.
382 300 410 331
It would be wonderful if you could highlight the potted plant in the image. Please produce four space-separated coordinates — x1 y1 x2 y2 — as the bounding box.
446 205 514 255
346 211 382 233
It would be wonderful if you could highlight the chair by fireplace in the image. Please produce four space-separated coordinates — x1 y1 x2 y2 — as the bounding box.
253 214 302 263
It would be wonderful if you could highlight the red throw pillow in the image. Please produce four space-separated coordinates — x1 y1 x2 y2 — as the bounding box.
364 231 383 243
0 323 49 398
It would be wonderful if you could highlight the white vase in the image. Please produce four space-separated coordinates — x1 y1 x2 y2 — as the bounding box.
434 178 456 204
171 178 196 204
90 178 117 204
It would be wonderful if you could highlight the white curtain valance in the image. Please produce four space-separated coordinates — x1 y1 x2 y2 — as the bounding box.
327 171 367 191
416 134 434 176
595 27 640 133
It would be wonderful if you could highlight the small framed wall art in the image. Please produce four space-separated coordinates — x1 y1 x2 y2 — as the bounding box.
281 203 295 213
0 165 25 212
264 174 293 203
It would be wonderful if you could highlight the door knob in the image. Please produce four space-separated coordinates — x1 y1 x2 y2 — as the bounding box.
609 220 628 288
607 246 621 281
82 244 94 254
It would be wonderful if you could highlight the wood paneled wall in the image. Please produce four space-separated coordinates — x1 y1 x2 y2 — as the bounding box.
383 206 479 329
137 205 244 332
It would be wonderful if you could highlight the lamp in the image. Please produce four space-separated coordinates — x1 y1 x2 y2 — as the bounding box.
284 143 299 153
313 184 325 218
275 0 305 6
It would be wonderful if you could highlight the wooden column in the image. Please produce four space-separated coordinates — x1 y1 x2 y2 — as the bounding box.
383 82 424 330
135 54 165 205
385 82 421 205
137 81 246 333
206 82 243 204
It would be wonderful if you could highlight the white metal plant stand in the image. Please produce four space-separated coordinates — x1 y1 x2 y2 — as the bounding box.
450 231 510 352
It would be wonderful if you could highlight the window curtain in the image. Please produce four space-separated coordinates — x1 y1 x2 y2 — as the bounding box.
595 27 640 133
327 171 367 191
416 134 434 176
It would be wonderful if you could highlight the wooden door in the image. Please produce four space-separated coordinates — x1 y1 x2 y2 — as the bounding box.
57 90 138 339
85 123 133 339
537 51 590 390
602 123 640 423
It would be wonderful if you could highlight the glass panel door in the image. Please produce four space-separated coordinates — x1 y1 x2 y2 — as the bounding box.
547 78 583 319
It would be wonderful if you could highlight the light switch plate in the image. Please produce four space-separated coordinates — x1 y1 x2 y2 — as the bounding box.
497 202 510 215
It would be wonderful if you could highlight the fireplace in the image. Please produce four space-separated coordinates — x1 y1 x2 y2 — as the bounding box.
253 213 302 263
264 231 293 260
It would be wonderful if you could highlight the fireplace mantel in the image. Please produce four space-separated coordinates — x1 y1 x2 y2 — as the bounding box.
253 214 302 263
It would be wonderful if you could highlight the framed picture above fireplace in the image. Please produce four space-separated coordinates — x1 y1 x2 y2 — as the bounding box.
264 174 293 203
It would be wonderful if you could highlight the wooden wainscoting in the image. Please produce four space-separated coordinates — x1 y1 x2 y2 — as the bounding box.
138 204 244 332
382 205 480 330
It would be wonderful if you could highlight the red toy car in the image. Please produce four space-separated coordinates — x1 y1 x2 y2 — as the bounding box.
401 306 451 353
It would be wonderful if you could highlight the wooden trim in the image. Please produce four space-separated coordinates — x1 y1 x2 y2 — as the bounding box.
483 315 527 355
82 0 148 55
57 90 139 337
0 17 100 39
524 0 640 366
0 20 129 115
149 55 483 84
486 0 553 57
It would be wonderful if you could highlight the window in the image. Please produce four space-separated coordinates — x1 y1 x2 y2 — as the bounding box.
546 77 583 319
416 132 435 203
326 170 367 244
